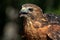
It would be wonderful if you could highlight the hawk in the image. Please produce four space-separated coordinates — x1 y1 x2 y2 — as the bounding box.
19 4 60 40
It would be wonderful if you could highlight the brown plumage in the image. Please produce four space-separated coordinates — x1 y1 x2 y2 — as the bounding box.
19 4 60 40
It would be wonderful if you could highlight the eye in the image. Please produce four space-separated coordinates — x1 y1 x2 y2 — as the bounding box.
28 8 33 11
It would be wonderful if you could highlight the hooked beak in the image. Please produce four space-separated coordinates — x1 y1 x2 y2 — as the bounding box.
19 7 28 14
19 7 29 18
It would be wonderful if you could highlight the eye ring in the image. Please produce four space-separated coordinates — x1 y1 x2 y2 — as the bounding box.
28 8 33 11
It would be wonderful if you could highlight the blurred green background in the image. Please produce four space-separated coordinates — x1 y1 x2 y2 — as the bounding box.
0 0 60 39
0 0 60 14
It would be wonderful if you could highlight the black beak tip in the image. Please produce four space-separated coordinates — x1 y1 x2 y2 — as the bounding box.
19 11 28 14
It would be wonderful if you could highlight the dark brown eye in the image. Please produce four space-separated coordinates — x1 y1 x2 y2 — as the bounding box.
28 8 33 11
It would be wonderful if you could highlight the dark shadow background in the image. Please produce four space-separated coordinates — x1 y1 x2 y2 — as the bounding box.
0 0 60 39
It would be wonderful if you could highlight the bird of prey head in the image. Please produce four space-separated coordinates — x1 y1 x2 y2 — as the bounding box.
19 4 46 21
